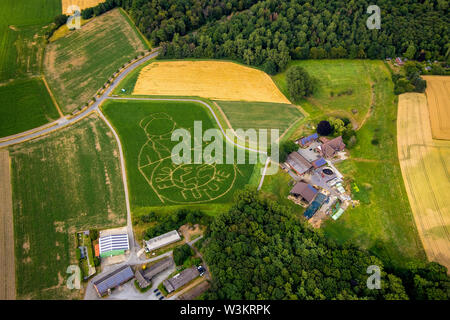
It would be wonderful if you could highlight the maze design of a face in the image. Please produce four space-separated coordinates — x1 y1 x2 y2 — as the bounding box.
138 113 237 204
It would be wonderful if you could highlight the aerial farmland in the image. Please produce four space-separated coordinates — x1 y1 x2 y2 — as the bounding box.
0 0 449 307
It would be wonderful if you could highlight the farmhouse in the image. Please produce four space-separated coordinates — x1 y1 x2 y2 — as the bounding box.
144 230 181 252
99 233 129 258
93 265 134 297
163 267 200 293
318 136 346 158
135 257 174 289
290 182 318 204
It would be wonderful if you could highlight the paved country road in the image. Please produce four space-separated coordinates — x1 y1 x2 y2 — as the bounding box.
0 48 272 300
0 50 160 148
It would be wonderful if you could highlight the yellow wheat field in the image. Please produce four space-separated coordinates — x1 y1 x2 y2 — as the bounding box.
0 150 15 299
422 76 450 140
133 61 291 104
61 0 105 14
397 93 450 272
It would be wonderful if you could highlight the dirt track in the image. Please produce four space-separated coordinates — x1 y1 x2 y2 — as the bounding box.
422 76 450 140
397 93 450 272
0 150 16 299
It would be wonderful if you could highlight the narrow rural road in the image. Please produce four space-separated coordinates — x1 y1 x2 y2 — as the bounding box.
0 50 159 148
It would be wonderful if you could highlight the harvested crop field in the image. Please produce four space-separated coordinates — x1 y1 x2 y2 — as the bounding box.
0 150 15 300
44 9 147 113
62 0 104 14
9 113 127 299
133 61 290 104
422 76 450 140
397 93 450 271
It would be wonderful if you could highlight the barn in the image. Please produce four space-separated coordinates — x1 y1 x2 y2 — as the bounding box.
98 233 130 258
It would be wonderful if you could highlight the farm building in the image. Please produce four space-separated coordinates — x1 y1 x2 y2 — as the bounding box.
297 133 318 147
304 193 328 219
135 257 174 289
144 230 181 252
286 152 313 175
98 233 129 258
163 267 200 293
318 136 345 158
93 265 134 297
290 182 318 204
395 57 405 66
312 157 327 169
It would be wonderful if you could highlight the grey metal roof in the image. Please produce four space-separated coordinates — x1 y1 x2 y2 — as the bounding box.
93 265 134 296
135 270 151 288
163 267 199 293
143 257 174 279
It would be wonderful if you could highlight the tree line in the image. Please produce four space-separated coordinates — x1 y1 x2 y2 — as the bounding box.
157 0 449 74
76 1 449 75
200 189 449 300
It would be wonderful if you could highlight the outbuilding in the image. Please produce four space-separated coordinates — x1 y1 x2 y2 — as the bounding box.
93 265 134 297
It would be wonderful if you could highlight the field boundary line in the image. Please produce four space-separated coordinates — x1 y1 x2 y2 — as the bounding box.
107 97 266 155
0 51 159 148
118 8 151 50
95 109 134 251
41 75 63 117
0 121 60 144
0 150 15 300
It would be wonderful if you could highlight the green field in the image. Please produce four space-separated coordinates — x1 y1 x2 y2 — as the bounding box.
0 78 59 137
0 0 60 81
273 60 378 126
9 114 126 299
0 0 61 136
216 101 303 142
44 9 147 113
101 99 256 216
270 60 426 268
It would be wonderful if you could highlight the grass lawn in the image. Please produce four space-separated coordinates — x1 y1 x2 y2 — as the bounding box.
101 99 256 217
215 100 304 142
273 60 380 126
9 114 126 299
44 9 147 113
0 78 59 137
270 60 426 268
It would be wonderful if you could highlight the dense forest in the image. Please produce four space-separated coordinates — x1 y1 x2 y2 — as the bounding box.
156 0 449 73
82 0 449 74
201 189 449 300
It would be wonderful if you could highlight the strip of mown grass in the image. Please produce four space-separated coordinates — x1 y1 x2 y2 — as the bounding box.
44 9 147 113
0 78 59 137
9 114 126 299
216 100 303 140
270 60 426 268
101 99 256 216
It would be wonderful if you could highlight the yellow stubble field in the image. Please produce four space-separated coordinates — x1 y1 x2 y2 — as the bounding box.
61 0 105 14
0 150 15 299
422 76 450 140
133 61 291 104
397 93 450 271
